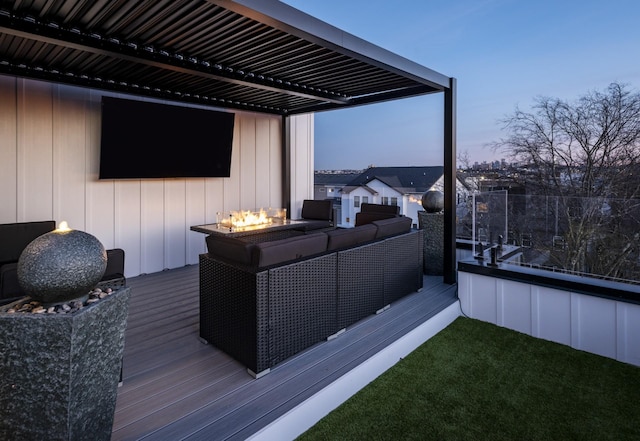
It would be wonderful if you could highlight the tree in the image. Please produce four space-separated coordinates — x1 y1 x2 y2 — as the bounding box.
491 82 640 280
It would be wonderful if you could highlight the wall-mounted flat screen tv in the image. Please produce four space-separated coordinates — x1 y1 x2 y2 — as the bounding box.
99 97 235 179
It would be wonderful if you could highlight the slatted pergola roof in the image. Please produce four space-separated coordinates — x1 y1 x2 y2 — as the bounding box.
0 0 451 115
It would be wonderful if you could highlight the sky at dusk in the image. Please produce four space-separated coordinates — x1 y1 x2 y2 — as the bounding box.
280 0 640 170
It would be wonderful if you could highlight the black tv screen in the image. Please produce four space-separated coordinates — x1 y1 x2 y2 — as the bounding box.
99 97 235 179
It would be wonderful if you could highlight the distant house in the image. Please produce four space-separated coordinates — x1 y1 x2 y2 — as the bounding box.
338 166 456 227
313 171 363 224
313 172 363 201
314 166 471 229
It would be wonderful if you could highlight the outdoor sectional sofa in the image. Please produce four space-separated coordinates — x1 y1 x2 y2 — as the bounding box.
199 215 424 377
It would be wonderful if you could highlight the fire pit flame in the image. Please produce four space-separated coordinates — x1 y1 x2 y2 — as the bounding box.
229 209 271 228
217 208 286 231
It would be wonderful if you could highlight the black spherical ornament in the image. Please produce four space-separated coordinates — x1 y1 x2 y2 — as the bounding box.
17 227 107 304
421 190 444 213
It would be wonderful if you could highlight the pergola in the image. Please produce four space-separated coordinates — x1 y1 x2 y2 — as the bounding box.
0 0 457 283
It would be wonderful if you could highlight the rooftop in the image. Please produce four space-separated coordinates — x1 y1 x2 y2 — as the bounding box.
342 165 445 194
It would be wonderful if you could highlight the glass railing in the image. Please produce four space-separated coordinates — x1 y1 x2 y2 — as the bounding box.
457 191 640 285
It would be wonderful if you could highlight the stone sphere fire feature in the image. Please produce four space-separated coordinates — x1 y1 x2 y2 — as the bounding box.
17 221 107 304
419 191 444 275
421 190 444 213
1 220 129 441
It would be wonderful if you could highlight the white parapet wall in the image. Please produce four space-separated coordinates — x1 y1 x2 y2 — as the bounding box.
458 269 640 367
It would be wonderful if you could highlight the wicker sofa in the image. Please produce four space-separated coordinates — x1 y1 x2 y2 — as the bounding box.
355 202 401 226
199 216 423 377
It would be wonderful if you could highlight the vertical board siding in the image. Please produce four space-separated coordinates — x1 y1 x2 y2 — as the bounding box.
85 90 110 242
269 117 282 209
498 279 532 335
255 118 271 209
18 79 53 221
223 120 242 212
289 114 314 219
0 76 17 222
140 181 166 274
115 181 142 276
164 180 187 270
458 270 640 367
53 86 88 231
571 294 617 360
204 179 224 224
0 76 308 278
185 180 207 265
532 285 572 346
239 116 257 210
618 303 640 366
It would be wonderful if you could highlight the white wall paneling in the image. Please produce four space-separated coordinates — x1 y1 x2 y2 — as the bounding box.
571 294 617 360
164 180 187 270
52 86 87 231
18 79 53 222
497 279 532 335
115 180 142 277
458 270 640 367
618 302 640 366
186 180 207 266
85 89 114 246
458 270 497 323
531 285 572 346
239 115 257 210
140 181 165 274
0 76 18 223
254 118 271 209
268 117 283 209
223 119 242 213
204 178 224 224
0 76 310 278
288 114 314 219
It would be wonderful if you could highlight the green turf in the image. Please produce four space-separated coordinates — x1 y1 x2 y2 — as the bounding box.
297 317 640 441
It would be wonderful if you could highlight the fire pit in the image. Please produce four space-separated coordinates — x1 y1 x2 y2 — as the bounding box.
216 208 287 232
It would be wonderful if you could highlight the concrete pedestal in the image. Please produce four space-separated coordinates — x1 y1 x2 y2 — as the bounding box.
0 287 130 441
418 211 443 276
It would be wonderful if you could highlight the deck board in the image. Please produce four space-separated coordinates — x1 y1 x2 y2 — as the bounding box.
112 264 457 440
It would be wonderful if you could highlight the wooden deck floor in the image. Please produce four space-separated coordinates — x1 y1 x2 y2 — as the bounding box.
112 264 458 440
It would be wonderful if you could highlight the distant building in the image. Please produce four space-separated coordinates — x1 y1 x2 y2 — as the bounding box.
313 171 363 201
314 171 363 225
338 166 467 227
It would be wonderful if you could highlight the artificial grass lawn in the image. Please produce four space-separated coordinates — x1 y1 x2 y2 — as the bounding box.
297 317 640 441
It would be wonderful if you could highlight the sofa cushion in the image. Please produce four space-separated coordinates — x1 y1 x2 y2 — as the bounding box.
254 233 328 267
295 219 333 232
301 199 332 221
101 248 126 284
0 262 21 300
0 220 56 265
206 234 256 266
326 224 377 251
360 203 399 215
372 216 412 239
355 211 397 227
